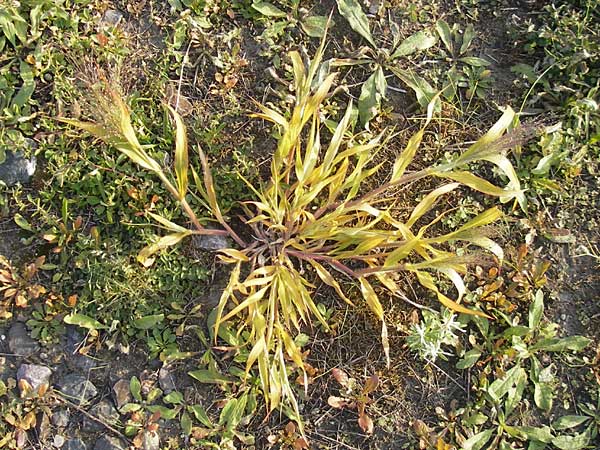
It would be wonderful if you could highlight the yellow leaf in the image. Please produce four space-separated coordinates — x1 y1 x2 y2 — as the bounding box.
308 260 354 306
414 271 490 318
167 105 189 200
359 277 383 320
137 232 191 267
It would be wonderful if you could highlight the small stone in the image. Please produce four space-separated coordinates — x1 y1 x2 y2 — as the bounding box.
8 322 39 356
142 431 160 450
64 439 87 450
100 9 123 27
0 151 36 187
93 435 126 450
112 379 131 409
17 364 51 394
51 409 70 428
57 374 97 404
158 367 176 394
83 400 119 432
53 435 66 448
192 234 230 251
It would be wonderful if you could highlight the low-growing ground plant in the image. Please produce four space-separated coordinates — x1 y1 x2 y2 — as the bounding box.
62 32 530 424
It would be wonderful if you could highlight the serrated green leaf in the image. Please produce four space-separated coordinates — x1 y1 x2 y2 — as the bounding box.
146 387 163 403
460 25 476 54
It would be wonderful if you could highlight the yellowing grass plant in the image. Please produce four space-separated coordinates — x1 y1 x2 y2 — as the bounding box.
63 39 526 418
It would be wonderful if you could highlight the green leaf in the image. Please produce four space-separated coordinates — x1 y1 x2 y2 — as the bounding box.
0 379 6 397
456 348 481 369
301 15 328 38
119 403 142 413
163 391 184 404
513 426 554 443
130 376 142 402
531 336 591 353
189 404 213 428
133 314 165 330
391 29 438 59
460 25 476 54
459 56 490 67
529 290 544 330
181 412 192 436
251 1 286 17
12 61 35 107
505 366 527 417
13 213 33 232
488 365 524 402
552 430 591 450
435 19 453 54
462 428 494 450
552 416 590 431
146 387 163 403
147 405 179 420
534 380 553 413
358 67 386 128
390 67 440 110
189 369 233 384
64 313 107 330
335 0 376 47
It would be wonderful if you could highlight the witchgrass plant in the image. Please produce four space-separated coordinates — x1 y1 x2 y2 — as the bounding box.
62 37 527 419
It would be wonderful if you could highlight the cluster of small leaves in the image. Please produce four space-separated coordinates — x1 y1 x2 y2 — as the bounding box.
0 255 47 319
510 0 599 198
414 289 594 450
406 308 465 363
0 375 52 449
327 368 379 435
333 1 496 126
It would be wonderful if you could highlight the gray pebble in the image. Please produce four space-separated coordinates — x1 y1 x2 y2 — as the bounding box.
64 439 87 450
8 322 39 356
56 373 98 404
17 364 52 394
94 435 126 450
83 399 119 432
